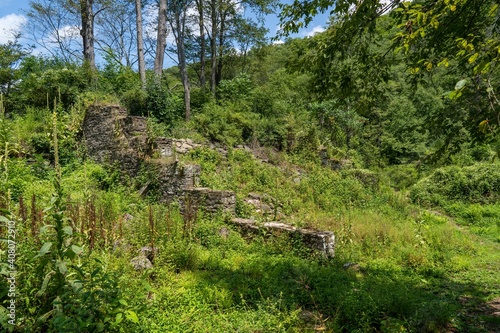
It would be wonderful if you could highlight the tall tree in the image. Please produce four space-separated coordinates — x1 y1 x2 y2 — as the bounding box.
195 0 206 88
94 0 137 68
80 0 96 70
279 0 500 150
154 0 168 78
205 0 275 95
25 0 81 62
209 0 217 95
169 0 193 119
135 0 146 86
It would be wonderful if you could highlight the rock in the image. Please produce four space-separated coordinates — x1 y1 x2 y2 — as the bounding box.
155 137 174 157
156 162 201 203
244 193 275 215
131 255 153 270
82 105 148 175
217 148 228 155
140 246 159 261
112 239 131 254
343 262 362 272
218 227 230 239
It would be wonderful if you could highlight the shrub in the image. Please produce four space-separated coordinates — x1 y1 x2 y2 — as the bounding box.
193 102 258 146
16 57 88 109
410 163 500 205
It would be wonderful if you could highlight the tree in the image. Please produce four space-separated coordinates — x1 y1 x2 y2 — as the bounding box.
0 40 27 97
135 0 147 87
205 0 275 95
194 0 206 88
168 0 193 119
25 0 82 62
279 0 500 153
26 0 109 70
94 0 137 68
154 0 168 78
80 0 96 70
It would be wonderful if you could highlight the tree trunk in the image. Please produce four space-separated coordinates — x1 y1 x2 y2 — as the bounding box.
210 0 217 96
174 7 191 120
80 0 96 70
180 55 191 120
216 9 225 86
196 0 205 88
135 0 146 88
154 0 168 79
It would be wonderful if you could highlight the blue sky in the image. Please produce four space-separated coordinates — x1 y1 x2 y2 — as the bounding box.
0 0 331 61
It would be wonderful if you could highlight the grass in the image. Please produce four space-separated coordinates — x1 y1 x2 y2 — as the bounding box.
1 111 500 332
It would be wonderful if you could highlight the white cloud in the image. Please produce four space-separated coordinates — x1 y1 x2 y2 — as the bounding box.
0 13 26 44
303 25 325 37
49 25 80 42
272 40 284 45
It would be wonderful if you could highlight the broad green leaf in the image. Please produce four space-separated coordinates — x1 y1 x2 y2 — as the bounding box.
0 215 10 223
115 312 123 324
479 119 489 133
71 245 84 255
63 226 73 236
455 79 467 90
39 225 53 233
36 309 54 324
56 260 67 275
489 4 498 16
38 242 52 257
36 271 55 297
468 53 478 64
125 310 139 324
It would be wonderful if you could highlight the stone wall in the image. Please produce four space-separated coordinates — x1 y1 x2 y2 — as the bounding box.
231 218 335 258
81 105 235 214
82 105 149 175
184 188 236 214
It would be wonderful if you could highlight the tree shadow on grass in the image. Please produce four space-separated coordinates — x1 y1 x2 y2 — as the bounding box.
175 246 499 332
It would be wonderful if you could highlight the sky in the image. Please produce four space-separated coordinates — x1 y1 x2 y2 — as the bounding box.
0 0 331 61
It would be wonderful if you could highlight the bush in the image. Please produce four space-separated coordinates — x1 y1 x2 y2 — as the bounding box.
193 102 258 146
16 56 88 109
217 73 253 102
410 163 500 205
384 164 420 190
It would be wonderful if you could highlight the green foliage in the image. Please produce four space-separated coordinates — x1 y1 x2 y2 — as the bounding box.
411 163 500 205
193 102 259 146
1 3 499 331
217 73 254 102
410 163 500 239
145 80 182 125
0 40 27 107
15 56 88 110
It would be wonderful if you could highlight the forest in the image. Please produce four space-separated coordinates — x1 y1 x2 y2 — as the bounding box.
0 0 499 331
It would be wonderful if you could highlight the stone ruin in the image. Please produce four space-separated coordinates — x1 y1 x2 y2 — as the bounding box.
231 218 335 258
81 104 335 259
82 104 235 213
